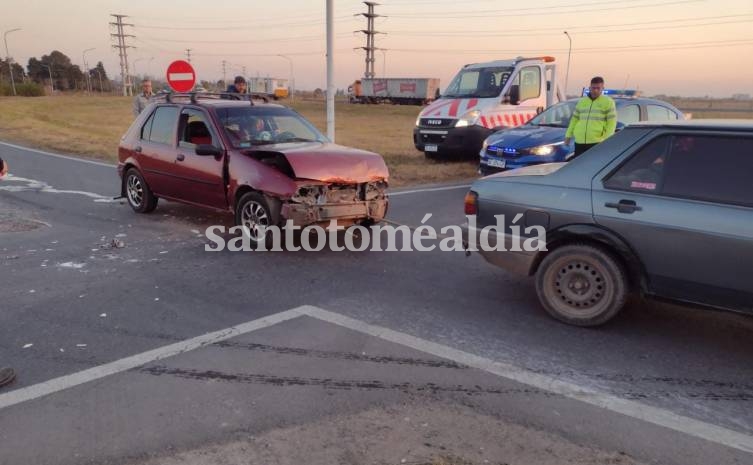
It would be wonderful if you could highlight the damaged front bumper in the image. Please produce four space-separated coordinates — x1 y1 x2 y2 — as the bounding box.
280 180 389 226
282 198 388 226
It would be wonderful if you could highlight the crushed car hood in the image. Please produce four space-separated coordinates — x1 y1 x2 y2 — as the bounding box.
253 142 389 183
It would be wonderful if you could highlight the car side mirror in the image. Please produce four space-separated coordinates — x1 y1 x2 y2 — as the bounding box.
508 85 520 105
615 122 626 132
195 144 223 157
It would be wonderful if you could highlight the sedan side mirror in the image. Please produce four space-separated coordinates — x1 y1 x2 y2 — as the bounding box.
615 122 626 132
195 144 223 157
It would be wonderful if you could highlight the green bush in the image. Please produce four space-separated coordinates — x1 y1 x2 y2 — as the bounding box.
0 82 45 96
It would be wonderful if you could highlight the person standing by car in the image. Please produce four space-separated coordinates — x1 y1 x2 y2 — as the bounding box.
132 79 154 117
0 156 8 178
226 76 247 95
564 76 617 158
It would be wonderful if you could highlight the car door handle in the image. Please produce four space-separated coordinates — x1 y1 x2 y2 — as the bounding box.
176 154 185 162
605 200 642 214
134 146 142 153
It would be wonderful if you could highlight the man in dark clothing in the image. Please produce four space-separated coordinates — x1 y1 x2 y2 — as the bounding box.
226 75 247 94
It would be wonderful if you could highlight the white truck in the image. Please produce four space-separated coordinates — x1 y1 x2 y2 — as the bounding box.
349 78 440 105
413 56 564 159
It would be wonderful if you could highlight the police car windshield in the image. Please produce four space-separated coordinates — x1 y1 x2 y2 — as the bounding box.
443 67 514 98
218 106 327 147
528 101 577 128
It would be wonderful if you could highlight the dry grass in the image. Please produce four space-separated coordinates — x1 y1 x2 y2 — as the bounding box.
0 96 477 187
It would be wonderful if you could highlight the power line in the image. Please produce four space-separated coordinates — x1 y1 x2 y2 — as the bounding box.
139 33 352 45
387 0 703 18
132 16 356 31
384 17 753 37
385 38 753 54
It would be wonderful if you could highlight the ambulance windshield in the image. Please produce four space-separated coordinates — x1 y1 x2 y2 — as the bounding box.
443 66 514 98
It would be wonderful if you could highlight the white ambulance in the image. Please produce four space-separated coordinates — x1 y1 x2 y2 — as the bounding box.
413 56 564 159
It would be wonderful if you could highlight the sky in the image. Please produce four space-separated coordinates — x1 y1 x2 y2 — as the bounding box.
3 0 753 97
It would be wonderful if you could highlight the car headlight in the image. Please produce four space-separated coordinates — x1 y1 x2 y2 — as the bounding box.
481 138 489 153
415 115 421 127
455 110 481 128
528 142 563 156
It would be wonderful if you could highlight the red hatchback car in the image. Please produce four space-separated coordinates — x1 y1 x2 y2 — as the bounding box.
118 93 389 240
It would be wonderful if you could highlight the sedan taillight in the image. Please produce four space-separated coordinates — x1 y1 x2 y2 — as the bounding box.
464 191 478 215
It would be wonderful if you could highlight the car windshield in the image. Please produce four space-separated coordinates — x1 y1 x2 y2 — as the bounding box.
217 106 327 148
528 101 578 127
442 66 514 98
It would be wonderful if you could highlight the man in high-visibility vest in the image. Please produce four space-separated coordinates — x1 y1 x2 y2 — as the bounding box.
565 76 617 158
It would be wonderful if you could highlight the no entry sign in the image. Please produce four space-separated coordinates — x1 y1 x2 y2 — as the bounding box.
166 60 196 92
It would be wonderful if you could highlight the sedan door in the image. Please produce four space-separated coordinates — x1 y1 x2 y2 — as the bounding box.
137 105 182 197
169 108 227 209
591 131 753 311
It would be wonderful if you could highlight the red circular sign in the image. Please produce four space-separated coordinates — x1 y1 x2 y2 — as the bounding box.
166 60 196 92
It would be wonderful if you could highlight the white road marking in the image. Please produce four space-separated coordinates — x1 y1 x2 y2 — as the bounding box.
390 184 471 196
0 305 753 452
0 175 116 202
1 305 752 453
302 306 753 454
0 141 116 167
0 307 305 411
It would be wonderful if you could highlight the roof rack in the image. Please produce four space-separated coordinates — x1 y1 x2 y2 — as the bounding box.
150 91 272 105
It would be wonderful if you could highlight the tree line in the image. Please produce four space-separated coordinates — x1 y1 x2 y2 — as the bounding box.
0 50 111 94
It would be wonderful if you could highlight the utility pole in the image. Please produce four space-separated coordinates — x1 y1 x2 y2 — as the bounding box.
221 60 227 87
94 68 103 93
3 28 21 96
110 14 135 97
326 0 335 141
185 48 192 62
41 62 54 94
356 1 383 79
380 48 387 77
563 31 572 98
82 47 95 93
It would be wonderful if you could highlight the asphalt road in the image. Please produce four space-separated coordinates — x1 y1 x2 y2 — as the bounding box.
1 141 753 464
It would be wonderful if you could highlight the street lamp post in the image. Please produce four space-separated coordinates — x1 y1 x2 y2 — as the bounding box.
3 28 22 96
40 62 54 94
564 31 572 98
82 47 95 93
277 54 294 102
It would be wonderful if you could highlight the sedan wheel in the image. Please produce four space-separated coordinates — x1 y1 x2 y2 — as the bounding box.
535 244 629 326
125 168 158 213
235 192 276 248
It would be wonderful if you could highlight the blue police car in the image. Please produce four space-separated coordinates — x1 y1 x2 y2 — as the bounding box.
478 92 684 175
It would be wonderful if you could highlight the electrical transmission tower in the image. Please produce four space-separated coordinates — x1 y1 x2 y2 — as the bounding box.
110 14 135 96
356 1 384 79
185 49 192 62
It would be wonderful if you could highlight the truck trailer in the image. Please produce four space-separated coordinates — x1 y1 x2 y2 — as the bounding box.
349 78 440 105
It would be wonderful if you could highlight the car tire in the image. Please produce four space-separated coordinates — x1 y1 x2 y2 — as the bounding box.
125 168 158 213
235 192 276 249
535 244 629 327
